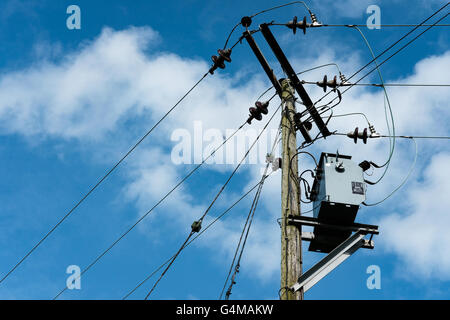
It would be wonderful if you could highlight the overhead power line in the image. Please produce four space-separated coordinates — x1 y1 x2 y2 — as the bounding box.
309 8 450 120
312 2 449 107
0 72 210 286
301 80 450 87
122 178 267 299
122 174 272 300
339 13 450 97
223 1 312 49
322 23 450 27
333 132 450 140
220 121 281 300
143 102 282 299
222 179 265 300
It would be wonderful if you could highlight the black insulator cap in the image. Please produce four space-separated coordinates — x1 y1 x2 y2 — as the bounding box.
288 16 307 35
289 16 298 34
362 128 368 144
191 220 202 233
317 75 327 92
249 107 262 121
300 16 307 34
211 55 225 69
241 16 252 28
329 75 338 91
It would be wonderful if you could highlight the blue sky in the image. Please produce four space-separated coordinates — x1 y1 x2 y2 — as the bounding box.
0 0 449 300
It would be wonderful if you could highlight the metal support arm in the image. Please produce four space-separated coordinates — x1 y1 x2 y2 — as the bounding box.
291 230 370 293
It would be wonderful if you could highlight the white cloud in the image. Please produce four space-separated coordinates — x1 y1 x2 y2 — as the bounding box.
379 152 450 279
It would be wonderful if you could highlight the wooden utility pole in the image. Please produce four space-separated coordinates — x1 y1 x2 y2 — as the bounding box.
280 79 303 300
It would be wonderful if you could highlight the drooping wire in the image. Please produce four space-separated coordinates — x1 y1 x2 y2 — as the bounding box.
312 2 449 107
122 175 272 300
220 121 282 300
0 71 210 286
311 12 450 191
323 10 450 107
333 132 450 140
144 102 283 299
363 138 418 206
220 175 265 300
53 120 246 300
350 25 395 183
308 9 450 131
324 112 371 125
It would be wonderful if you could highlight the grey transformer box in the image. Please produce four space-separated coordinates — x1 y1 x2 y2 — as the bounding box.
308 152 366 253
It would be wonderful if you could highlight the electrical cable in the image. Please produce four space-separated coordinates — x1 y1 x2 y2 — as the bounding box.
301 81 450 87
350 25 395 183
220 177 265 300
322 24 450 27
143 102 282 299
312 2 449 106
223 1 312 49
220 121 282 300
324 112 371 125
325 11 450 107
257 63 344 102
363 138 418 206
122 175 272 300
0 71 210 286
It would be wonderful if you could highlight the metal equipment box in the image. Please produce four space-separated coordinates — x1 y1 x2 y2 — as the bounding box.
309 152 366 253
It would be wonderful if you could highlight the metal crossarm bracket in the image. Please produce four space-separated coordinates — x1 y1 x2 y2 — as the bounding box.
291 230 369 293
259 23 331 138
243 29 313 143
287 215 379 235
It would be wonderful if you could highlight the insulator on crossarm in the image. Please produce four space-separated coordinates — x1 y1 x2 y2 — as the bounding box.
316 75 338 92
247 101 269 124
347 127 368 144
328 75 338 92
317 75 327 92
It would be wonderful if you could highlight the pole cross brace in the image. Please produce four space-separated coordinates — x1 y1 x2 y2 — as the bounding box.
290 230 372 293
